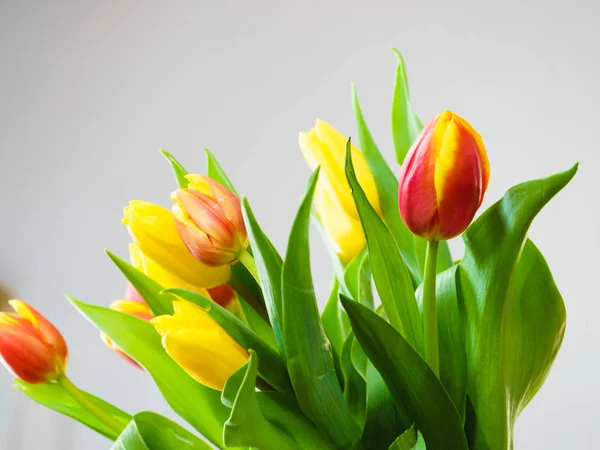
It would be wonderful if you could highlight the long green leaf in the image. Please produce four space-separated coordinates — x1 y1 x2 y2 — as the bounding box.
106 250 174 316
165 288 291 393
69 298 228 448
282 168 363 449
341 333 367 430
160 149 190 189
390 49 423 165
205 148 238 195
242 197 286 356
345 144 423 353
111 412 211 450
341 296 468 450
459 164 577 449
15 380 131 441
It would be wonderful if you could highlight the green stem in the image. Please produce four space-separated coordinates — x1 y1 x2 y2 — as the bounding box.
57 374 125 435
238 248 259 282
423 240 440 377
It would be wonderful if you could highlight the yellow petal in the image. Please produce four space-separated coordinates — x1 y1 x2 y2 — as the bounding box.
8 300 38 328
315 184 366 264
161 329 248 390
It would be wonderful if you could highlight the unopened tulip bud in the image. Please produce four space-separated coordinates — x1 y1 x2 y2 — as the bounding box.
0 300 68 384
101 298 153 368
151 300 248 390
398 110 490 241
171 175 248 267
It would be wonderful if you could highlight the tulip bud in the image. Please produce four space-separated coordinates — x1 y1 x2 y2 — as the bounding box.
123 201 231 288
299 119 380 264
207 284 237 309
171 175 248 267
151 300 248 390
101 297 153 368
398 110 490 241
0 300 68 384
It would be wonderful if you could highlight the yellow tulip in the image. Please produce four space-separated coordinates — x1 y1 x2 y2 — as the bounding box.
151 300 248 390
299 119 380 263
123 201 230 288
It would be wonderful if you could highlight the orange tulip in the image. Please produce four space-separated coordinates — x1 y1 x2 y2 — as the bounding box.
172 175 248 267
398 110 490 240
0 300 68 384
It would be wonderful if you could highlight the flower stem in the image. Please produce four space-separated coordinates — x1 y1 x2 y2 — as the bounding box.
238 249 259 282
57 374 125 435
423 240 440 377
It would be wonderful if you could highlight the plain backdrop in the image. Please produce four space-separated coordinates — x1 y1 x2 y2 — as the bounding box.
1 1 598 449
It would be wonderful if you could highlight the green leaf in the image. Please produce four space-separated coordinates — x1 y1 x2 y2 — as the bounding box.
106 250 175 316
15 380 130 441
341 296 468 450
111 412 211 450
341 333 367 430
69 298 229 448
159 149 190 189
390 49 423 166
415 266 467 421
224 351 314 449
345 144 423 353
459 164 577 449
388 424 426 450
242 197 286 356
237 295 278 350
282 168 363 449
165 288 292 393
204 148 238 195
352 85 421 283
321 278 345 359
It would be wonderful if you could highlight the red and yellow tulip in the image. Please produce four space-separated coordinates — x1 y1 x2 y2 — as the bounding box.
171 175 248 267
299 119 380 264
0 300 68 384
398 110 490 241
123 201 231 288
151 300 248 390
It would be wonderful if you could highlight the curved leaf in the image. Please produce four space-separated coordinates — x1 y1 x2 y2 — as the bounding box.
282 168 363 449
341 296 468 450
165 288 291 393
345 144 423 354
69 298 228 448
459 164 577 449
204 148 238 195
15 380 130 441
160 149 189 189
111 412 211 450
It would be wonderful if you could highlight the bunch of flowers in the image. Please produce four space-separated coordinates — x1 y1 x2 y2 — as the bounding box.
0 51 576 450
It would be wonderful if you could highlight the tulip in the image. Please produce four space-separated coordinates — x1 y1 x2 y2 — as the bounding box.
171 175 248 267
397 110 490 241
151 300 248 390
123 201 231 288
299 119 380 264
0 300 68 384
101 295 153 368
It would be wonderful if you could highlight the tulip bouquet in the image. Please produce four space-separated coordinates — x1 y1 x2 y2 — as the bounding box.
1 51 577 450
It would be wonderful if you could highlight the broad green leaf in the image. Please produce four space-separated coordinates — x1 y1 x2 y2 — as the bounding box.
160 149 190 189
341 296 468 450
69 298 228 448
106 250 174 316
388 424 425 450
415 266 467 421
459 164 577 449
223 351 333 449
111 412 211 450
15 380 130 441
242 197 286 356
165 288 291 393
204 148 238 195
345 145 423 353
390 49 423 166
352 85 421 283
237 295 278 350
282 169 363 449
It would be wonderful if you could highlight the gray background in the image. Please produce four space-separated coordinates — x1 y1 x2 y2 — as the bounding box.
1 1 598 449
